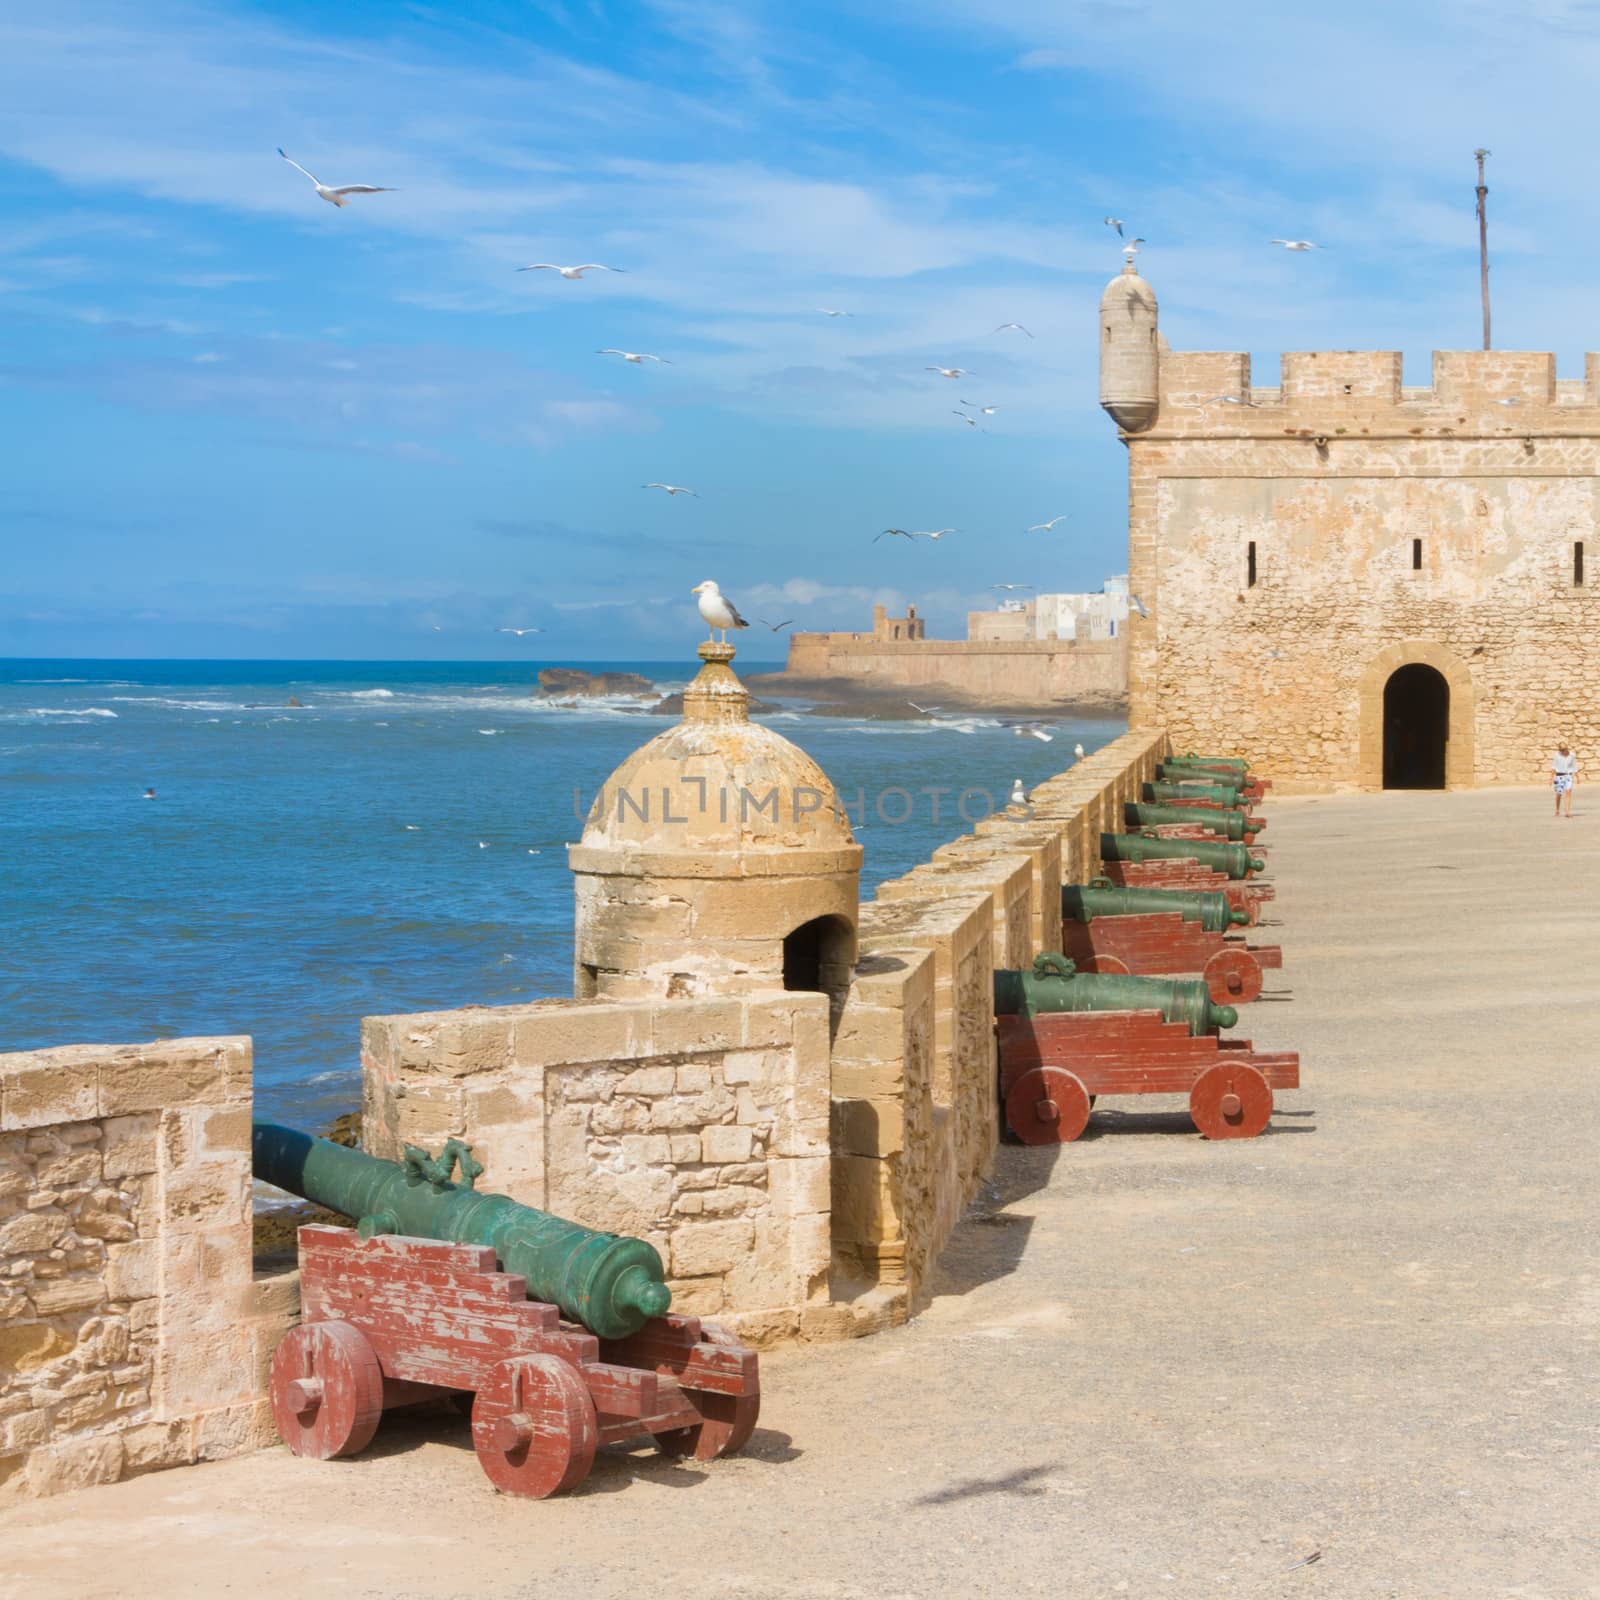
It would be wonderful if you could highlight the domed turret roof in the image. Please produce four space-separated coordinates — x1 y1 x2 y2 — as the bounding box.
572 643 859 866
1100 258 1157 316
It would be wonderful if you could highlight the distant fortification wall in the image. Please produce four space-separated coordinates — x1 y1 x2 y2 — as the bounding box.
781 634 1127 708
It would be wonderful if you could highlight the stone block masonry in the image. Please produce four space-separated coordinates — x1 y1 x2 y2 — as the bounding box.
0 1039 297 1505
1109 291 1600 789
361 992 834 1347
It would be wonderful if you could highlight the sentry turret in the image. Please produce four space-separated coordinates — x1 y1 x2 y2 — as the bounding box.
1099 259 1160 433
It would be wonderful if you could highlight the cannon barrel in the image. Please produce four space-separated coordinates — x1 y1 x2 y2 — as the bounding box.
1063 882 1249 932
994 952 1237 1034
1164 755 1249 775
1143 780 1247 806
1124 802 1260 841
252 1119 671 1340
1101 832 1265 879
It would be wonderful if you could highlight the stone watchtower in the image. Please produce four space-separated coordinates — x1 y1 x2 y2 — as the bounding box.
570 642 862 1002
1097 257 1600 792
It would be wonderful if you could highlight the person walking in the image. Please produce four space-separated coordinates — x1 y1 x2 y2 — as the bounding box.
1551 742 1579 818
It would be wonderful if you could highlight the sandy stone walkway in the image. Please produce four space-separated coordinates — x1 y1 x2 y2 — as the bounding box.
6 786 1598 1599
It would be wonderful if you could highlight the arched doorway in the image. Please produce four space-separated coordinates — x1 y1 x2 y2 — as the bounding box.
782 914 855 1001
1382 663 1449 789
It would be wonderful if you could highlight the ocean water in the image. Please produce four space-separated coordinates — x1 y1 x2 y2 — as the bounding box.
0 659 1124 1126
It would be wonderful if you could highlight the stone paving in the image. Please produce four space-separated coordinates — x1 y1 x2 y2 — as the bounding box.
3 785 1597 1599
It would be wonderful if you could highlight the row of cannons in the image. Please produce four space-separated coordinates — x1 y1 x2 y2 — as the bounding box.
996 755 1299 1145
249 756 1287 1500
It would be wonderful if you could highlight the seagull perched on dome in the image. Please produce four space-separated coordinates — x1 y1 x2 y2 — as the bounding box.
518 263 626 279
1122 238 1146 256
691 580 749 642
277 148 394 208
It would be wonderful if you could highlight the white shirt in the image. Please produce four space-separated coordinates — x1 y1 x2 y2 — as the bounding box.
1553 752 1579 776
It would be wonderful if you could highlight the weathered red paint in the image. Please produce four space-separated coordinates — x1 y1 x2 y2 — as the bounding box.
997 1011 1299 1142
1059 911 1280 1003
268 1225 761 1498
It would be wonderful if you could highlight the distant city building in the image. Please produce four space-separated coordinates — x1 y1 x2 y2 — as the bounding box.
969 577 1130 644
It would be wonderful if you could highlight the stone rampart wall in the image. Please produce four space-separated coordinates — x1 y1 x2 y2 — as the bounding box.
0 1039 296 1505
360 992 834 1346
829 726 1169 1306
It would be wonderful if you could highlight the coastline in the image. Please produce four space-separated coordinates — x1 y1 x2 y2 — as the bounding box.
746 669 1129 720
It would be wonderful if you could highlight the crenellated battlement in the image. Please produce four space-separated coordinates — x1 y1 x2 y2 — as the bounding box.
1155 348 1600 421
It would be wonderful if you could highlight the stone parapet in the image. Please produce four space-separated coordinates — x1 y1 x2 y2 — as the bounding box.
0 1038 294 1506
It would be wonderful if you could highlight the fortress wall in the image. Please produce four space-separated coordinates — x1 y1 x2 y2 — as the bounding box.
0 1038 294 1506
780 635 1127 706
360 993 836 1347
1122 348 1600 789
833 726 1169 1307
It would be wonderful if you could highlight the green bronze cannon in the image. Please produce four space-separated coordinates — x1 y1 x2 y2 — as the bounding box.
1143 780 1247 806
1062 881 1249 932
252 1119 670 1340
1162 756 1249 777
1101 832 1264 879
994 951 1237 1034
1124 802 1261 841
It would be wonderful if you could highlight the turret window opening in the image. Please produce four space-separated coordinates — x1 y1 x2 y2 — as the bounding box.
1576 541 1585 587
1246 541 1257 588
1412 538 1423 572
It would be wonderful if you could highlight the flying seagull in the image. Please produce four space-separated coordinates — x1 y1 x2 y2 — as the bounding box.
1014 724 1054 742
1491 396 1522 407
518 263 626 279
993 582 1034 591
907 701 942 714
1027 515 1068 533
819 307 852 317
961 401 1001 416
757 618 794 631
1207 394 1256 406
926 366 969 379
993 322 1033 338
1104 217 1124 237
912 528 955 541
1122 237 1146 255
1270 239 1321 251
598 349 670 364
643 482 698 496
953 411 978 427
277 148 394 208
496 626 544 636
691 580 749 642
875 527 919 542
1129 594 1150 618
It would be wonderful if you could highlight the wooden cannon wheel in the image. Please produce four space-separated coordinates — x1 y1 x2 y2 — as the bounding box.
1203 945 1263 1005
1004 1065 1092 1145
1076 953 1131 975
655 1329 761 1462
471 1353 598 1499
269 1320 384 1460
1189 1062 1272 1140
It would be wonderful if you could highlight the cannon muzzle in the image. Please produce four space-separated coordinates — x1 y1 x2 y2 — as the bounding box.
1125 802 1260 842
252 1119 670 1340
1063 882 1249 932
994 952 1237 1034
1101 832 1265 880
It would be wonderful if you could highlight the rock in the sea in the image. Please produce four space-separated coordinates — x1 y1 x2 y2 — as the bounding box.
537 668 655 698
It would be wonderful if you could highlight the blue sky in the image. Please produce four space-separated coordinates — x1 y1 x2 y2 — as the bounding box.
0 0 1591 659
